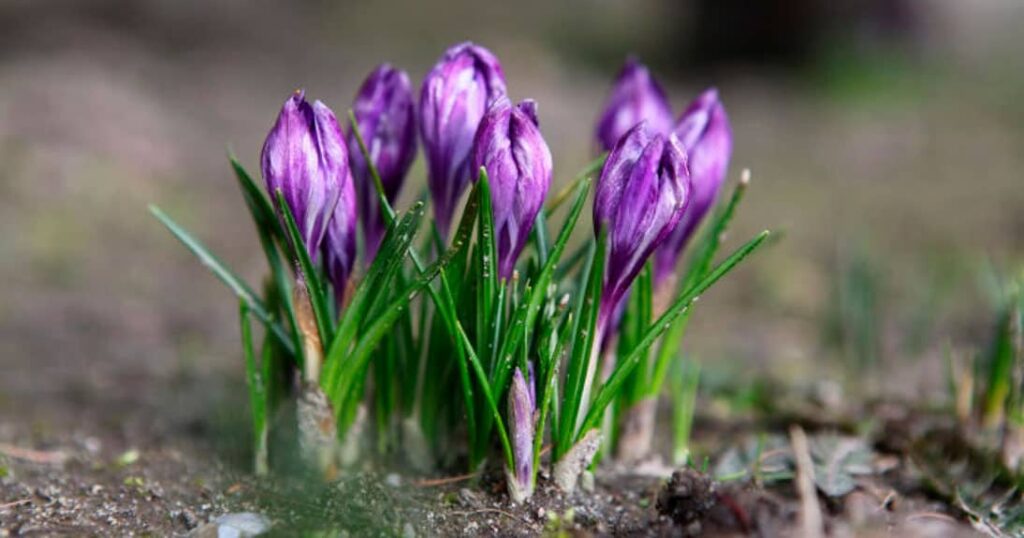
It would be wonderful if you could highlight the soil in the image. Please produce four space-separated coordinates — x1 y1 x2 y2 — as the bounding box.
1 397 985 536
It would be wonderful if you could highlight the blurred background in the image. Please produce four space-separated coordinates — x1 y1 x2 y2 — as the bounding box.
1 0 1022 450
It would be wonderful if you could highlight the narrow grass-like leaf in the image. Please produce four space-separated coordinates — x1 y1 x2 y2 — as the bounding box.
348 113 487 465
545 154 606 216
274 189 333 349
149 205 294 355
647 176 751 396
453 318 514 472
671 359 700 466
476 169 499 367
579 230 770 436
532 211 550 267
557 228 608 458
232 158 302 365
239 301 267 474
533 294 572 478
230 155 286 242
621 263 654 404
983 304 1017 426
348 110 395 224
323 203 425 399
492 178 591 398
331 244 461 435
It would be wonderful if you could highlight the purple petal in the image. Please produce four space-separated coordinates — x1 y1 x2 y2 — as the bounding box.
654 88 732 283
420 42 507 237
595 57 674 151
346 64 417 262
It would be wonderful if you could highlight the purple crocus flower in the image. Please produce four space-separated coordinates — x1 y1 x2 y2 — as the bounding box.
261 90 348 262
594 121 691 331
420 42 507 237
507 366 536 502
595 57 674 152
654 88 732 284
322 170 357 305
346 64 417 262
471 97 553 280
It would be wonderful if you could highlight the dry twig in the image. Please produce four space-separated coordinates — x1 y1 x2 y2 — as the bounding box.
0 443 67 464
790 425 824 538
412 472 479 487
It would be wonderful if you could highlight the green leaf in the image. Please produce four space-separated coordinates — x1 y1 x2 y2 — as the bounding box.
545 154 606 216
713 434 792 483
491 178 592 405
229 156 285 243
348 110 395 225
579 230 770 436
531 211 550 268
330 237 460 435
149 205 294 355
323 202 425 398
274 189 333 350
556 227 608 458
453 317 514 472
648 176 752 397
231 158 301 366
810 435 874 497
239 301 267 474
671 359 700 466
476 169 499 367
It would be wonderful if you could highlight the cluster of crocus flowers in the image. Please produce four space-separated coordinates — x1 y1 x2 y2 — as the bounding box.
596 59 734 292
590 59 734 465
250 45 732 499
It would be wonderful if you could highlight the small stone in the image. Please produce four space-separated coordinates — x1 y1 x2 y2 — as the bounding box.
385 473 402 487
402 522 415 538
188 512 270 538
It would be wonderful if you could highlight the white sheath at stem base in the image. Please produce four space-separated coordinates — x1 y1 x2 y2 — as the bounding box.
297 382 339 480
553 429 602 493
506 468 534 504
616 398 657 463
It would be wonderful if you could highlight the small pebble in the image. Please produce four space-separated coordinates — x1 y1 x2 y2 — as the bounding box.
188 512 270 538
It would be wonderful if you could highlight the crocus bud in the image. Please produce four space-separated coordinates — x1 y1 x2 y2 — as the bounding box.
346 64 417 262
507 366 536 503
471 97 553 280
420 42 507 236
654 88 732 283
261 90 348 262
594 122 691 328
322 169 357 306
595 58 674 152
